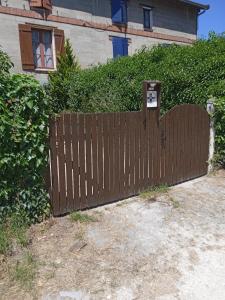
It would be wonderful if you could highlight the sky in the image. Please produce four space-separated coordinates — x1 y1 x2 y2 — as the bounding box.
197 0 225 38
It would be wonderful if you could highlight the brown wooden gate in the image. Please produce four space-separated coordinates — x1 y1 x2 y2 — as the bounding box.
49 104 209 216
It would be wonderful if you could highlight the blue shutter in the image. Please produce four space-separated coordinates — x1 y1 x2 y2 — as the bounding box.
112 0 127 24
112 37 128 58
122 38 128 56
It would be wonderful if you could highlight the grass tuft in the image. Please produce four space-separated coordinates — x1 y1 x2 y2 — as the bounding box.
10 252 37 290
0 214 29 256
0 225 10 255
70 211 97 223
169 197 180 209
140 184 169 199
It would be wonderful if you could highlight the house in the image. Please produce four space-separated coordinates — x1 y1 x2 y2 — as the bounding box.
0 0 209 82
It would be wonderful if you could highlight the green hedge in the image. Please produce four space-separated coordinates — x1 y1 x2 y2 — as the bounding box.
56 34 225 166
0 49 50 223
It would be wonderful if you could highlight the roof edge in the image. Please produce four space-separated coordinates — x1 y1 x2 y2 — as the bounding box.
179 0 210 10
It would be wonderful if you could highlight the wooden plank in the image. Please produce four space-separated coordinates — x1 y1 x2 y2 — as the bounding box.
102 113 110 201
64 113 73 212
119 113 125 198
57 114 67 214
152 111 160 186
124 113 130 195
185 105 192 180
129 112 135 194
78 114 86 209
114 113 120 199
169 111 176 185
180 107 185 183
49 117 60 216
148 111 154 187
92 114 99 206
160 117 166 185
143 111 149 189
164 112 170 185
188 105 195 179
108 113 115 202
173 108 179 185
85 114 93 207
71 114 80 211
139 112 144 190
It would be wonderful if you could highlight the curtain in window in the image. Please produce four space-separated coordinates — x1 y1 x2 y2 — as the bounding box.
43 31 53 68
32 31 42 68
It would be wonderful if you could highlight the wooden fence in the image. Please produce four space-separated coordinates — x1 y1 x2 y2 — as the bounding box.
48 104 209 216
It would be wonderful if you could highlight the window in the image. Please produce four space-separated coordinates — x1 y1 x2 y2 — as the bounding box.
112 36 128 58
32 29 54 69
18 24 64 71
143 7 153 30
111 0 127 24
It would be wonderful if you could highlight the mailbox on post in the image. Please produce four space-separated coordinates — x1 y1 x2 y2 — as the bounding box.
143 80 161 110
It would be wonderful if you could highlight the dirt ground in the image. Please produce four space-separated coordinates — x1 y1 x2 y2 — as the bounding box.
1 170 225 300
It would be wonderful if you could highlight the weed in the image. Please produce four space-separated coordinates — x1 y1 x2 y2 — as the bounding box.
70 211 97 223
169 197 180 209
0 214 29 255
45 270 55 280
74 230 85 241
140 185 169 199
10 252 37 289
0 225 10 255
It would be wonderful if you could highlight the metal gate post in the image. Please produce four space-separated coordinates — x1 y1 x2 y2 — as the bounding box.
207 98 215 174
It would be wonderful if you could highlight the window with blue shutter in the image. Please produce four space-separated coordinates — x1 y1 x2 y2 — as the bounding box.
111 0 127 24
143 7 152 30
112 37 128 58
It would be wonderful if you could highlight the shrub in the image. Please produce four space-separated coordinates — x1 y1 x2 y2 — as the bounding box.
47 39 80 113
0 48 50 223
64 33 225 165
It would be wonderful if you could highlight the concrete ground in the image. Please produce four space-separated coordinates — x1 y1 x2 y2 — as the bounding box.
1 170 225 300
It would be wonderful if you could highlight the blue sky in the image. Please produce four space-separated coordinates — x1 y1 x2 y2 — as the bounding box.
197 0 225 38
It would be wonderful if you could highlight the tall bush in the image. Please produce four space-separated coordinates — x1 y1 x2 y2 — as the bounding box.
47 39 80 113
64 33 225 166
0 49 49 223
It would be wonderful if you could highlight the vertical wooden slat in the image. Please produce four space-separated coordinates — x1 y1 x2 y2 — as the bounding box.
139 112 144 190
185 105 191 180
148 111 154 187
188 105 194 179
114 113 120 199
134 112 139 193
92 114 99 206
129 112 135 195
152 111 159 186
71 113 79 211
49 117 60 215
124 113 130 195
64 114 73 212
108 113 115 202
57 115 67 214
78 114 86 209
143 111 149 189
119 113 125 198
103 114 110 201
85 114 93 207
